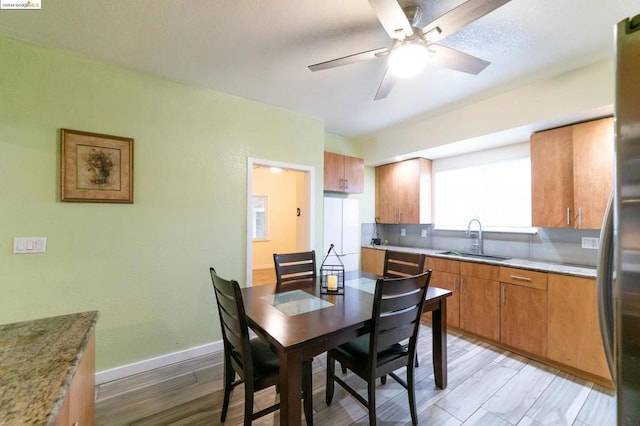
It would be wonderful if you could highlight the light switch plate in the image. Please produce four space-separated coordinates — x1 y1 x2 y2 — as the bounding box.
401 228 406 236
581 237 599 250
421 229 427 238
14 237 47 254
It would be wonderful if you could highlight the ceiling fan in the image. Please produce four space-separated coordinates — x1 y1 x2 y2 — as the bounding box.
308 0 512 100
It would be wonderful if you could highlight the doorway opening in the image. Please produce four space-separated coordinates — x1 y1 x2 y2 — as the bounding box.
246 157 315 286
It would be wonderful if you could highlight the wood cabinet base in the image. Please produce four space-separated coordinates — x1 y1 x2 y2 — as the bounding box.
436 324 613 389
55 334 96 426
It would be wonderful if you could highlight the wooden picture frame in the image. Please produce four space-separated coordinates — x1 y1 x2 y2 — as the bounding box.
61 129 134 203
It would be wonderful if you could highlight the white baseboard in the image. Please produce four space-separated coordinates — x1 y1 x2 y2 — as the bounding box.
95 340 224 385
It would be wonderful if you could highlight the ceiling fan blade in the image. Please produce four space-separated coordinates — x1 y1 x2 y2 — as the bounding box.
369 0 414 40
422 0 511 44
374 68 398 100
308 47 389 72
429 44 490 75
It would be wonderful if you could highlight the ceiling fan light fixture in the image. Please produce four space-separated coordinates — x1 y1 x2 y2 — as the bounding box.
388 40 429 78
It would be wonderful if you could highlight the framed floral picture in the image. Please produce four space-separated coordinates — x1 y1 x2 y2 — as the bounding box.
60 129 134 203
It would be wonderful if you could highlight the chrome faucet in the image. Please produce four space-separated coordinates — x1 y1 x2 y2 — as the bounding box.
466 218 483 255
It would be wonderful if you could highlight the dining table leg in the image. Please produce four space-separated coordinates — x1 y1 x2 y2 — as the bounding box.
279 349 303 425
431 298 448 389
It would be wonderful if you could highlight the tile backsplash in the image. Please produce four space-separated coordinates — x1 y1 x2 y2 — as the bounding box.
362 223 600 267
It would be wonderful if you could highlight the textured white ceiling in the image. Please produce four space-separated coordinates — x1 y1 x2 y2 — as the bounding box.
0 0 637 139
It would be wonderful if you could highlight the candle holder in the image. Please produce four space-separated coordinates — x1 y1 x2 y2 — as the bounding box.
320 244 345 295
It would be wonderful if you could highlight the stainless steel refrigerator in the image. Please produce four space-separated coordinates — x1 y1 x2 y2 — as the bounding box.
597 13 640 425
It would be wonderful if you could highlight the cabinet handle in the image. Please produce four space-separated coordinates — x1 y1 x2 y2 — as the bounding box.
510 274 532 282
578 208 582 227
460 278 464 294
502 286 506 305
566 207 571 225
345 178 349 189
453 276 457 292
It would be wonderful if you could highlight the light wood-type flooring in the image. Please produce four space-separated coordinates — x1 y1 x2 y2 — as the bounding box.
95 323 616 425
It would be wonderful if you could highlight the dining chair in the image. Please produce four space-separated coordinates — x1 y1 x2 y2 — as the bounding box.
383 250 427 370
273 250 317 285
325 270 432 426
210 267 314 425
383 250 426 278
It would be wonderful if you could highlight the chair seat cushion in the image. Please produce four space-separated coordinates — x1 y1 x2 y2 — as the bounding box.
333 333 407 366
250 338 280 377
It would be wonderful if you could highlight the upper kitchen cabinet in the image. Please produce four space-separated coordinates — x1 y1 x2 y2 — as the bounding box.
531 117 614 229
323 151 364 193
375 158 432 224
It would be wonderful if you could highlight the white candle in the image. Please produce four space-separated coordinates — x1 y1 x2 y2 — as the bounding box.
327 274 338 291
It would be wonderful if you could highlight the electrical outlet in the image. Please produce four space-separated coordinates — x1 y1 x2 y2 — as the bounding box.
421 229 427 238
400 228 406 236
581 237 599 250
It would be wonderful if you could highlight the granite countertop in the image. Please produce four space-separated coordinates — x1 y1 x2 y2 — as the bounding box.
363 245 598 278
0 311 99 425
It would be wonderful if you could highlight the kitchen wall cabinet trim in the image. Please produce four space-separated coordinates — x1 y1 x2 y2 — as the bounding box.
324 151 364 193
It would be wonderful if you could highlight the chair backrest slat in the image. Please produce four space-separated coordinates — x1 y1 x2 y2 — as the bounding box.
380 290 424 313
273 250 317 284
370 271 432 362
378 305 421 331
377 323 417 349
383 250 426 278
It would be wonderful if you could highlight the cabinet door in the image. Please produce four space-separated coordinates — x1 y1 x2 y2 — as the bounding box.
531 126 574 228
324 151 344 192
500 283 548 357
55 333 96 426
459 275 500 341
572 117 614 229
343 155 364 193
428 256 460 327
548 274 610 380
375 163 398 223
361 247 384 276
431 270 460 328
395 159 421 224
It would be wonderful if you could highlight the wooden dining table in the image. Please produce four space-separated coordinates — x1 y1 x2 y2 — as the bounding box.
241 271 452 425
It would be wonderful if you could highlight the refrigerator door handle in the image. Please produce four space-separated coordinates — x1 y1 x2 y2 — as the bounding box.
597 191 615 381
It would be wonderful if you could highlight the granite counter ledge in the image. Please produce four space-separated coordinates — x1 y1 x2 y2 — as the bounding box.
0 310 99 425
363 244 597 278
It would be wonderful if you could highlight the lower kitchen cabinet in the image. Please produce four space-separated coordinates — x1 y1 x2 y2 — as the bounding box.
361 247 384 276
547 273 610 380
55 333 96 426
427 257 460 328
500 284 548 357
500 267 548 358
459 262 500 341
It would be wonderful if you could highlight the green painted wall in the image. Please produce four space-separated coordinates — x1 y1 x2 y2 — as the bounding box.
0 35 326 371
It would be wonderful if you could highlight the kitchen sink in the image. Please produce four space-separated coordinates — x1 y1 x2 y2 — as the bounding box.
437 250 511 262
